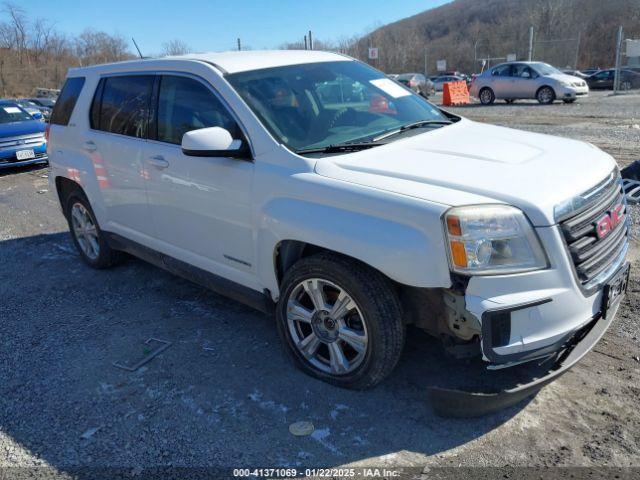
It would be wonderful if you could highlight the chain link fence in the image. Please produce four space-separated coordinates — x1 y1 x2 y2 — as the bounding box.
614 29 640 93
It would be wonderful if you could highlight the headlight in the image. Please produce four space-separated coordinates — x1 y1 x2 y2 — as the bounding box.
560 80 573 87
443 205 548 275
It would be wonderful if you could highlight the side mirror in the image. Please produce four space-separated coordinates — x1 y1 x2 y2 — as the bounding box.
521 71 531 78
181 127 249 159
31 111 43 120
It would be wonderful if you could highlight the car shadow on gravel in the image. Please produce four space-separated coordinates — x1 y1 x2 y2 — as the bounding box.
0 163 48 178
0 232 541 473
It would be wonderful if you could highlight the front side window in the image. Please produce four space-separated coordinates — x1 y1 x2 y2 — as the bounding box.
93 75 154 138
511 64 537 78
155 75 238 145
226 61 447 152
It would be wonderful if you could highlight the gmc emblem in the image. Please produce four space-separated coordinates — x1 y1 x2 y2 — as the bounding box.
595 204 625 239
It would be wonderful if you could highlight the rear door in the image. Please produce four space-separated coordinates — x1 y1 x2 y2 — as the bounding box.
489 64 513 98
142 74 255 285
84 74 156 240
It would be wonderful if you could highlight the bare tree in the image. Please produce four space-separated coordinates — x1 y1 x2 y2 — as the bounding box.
3 2 27 64
75 29 131 65
161 39 191 56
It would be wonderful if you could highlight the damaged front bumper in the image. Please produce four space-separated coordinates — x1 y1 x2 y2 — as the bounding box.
427 297 621 417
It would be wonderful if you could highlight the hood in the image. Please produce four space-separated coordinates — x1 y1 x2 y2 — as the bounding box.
314 119 616 226
0 119 45 137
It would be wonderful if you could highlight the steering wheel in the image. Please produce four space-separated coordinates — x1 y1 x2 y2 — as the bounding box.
328 107 354 130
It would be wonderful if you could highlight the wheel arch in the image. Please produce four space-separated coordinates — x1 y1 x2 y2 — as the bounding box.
55 176 85 219
257 196 453 300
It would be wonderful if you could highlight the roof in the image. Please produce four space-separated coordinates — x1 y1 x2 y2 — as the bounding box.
170 50 350 73
69 50 351 76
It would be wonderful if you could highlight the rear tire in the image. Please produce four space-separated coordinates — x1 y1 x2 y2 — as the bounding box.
276 252 405 390
479 87 495 105
65 192 123 269
536 86 556 104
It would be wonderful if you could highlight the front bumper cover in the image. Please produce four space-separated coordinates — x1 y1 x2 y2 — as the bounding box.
427 297 620 417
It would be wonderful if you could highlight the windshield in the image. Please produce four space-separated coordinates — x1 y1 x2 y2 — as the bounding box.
226 61 448 152
0 104 33 123
531 62 562 76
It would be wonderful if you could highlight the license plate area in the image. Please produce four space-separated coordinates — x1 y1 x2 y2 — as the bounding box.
16 149 35 160
601 263 630 319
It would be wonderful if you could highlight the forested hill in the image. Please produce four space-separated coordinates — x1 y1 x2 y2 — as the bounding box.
349 0 640 73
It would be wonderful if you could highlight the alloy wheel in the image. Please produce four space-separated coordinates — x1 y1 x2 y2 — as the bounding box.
480 88 494 104
538 87 554 104
70 202 100 260
286 278 368 375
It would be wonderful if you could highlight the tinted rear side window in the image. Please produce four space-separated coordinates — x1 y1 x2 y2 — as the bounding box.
50 77 85 126
94 75 154 138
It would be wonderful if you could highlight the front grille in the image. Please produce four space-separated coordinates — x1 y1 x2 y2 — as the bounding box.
0 134 45 151
559 178 629 288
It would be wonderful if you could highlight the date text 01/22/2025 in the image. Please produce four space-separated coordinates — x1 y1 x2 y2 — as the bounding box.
232 468 402 477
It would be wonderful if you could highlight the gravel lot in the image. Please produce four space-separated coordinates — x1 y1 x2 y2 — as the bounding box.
1 91 639 477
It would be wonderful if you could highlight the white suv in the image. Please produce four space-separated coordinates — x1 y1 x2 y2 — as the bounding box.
48 51 629 415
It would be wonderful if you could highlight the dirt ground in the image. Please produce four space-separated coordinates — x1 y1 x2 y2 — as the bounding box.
1 91 639 478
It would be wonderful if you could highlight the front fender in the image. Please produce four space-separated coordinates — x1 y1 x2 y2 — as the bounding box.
256 194 452 299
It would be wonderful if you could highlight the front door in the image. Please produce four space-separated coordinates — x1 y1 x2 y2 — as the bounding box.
510 64 539 98
142 74 256 287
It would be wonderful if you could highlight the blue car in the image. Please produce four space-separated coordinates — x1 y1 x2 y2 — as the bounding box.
0 101 48 169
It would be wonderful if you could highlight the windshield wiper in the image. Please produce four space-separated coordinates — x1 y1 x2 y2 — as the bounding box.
296 141 384 155
372 120 453 142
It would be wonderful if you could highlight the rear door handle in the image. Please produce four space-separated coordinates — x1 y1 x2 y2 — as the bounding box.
148 155 169 169
83 141 97 152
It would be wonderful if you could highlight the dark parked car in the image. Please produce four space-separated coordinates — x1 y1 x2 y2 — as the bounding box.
586 69 640 90
0 101 48 169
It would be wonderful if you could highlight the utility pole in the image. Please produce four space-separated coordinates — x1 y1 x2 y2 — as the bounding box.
308 30 313 50
527 26 534 61
237 38 241 51
613 25 624 93
304 35 308 50
424 49 428 77
573 31 581 69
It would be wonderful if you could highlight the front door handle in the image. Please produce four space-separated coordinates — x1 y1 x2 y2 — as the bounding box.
83 141 97 152
148 155 169 169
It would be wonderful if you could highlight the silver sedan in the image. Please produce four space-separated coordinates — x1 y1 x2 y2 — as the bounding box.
469 62 589 105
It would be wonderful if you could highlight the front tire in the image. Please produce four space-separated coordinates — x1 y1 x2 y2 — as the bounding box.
65 192 123 269
536 86 556 104
276 252 405 390
479 87 495 105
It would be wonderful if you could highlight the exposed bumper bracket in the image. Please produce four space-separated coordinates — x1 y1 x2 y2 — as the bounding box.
427 300 620 418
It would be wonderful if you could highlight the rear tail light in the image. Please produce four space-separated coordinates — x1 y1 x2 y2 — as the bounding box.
45 123 50 142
